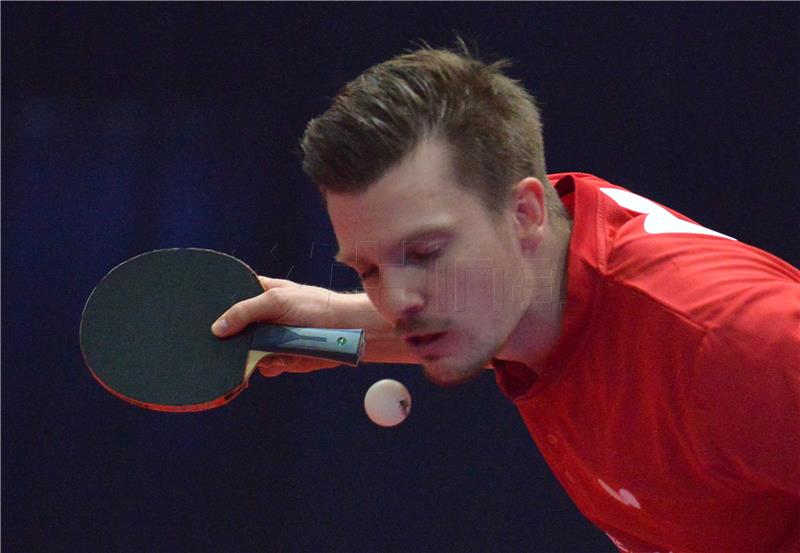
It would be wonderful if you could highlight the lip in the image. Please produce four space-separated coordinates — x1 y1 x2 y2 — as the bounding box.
404 331 449 356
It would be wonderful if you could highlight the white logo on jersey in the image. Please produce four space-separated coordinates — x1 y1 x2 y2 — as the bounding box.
598 478 642 509
599 187 736 241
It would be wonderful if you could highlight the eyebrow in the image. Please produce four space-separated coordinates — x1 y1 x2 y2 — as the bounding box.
334 224 452 266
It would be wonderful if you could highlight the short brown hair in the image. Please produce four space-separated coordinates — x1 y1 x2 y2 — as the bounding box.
301 41 561 218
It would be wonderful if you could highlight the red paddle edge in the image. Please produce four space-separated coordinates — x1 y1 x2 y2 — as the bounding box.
84 358 250 413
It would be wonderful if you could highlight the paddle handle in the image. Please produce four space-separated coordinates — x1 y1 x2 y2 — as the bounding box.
250 325 365 366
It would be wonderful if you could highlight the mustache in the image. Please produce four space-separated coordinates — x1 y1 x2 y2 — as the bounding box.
394 318 452 337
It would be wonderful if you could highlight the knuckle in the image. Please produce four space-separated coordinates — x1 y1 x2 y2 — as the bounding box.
265 286 289 299
263 288 291 314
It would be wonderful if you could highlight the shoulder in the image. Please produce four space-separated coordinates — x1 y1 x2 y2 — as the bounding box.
593 187 800 494
559 174 800 492
602 199 800 493
593 185 799 330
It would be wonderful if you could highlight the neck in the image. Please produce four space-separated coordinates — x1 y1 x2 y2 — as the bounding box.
496 215 572 372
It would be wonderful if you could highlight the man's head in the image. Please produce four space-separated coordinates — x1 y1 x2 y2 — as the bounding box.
301 43 570 385
301 40 560 219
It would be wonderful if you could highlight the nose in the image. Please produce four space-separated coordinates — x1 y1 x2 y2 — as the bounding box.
378 268 426 322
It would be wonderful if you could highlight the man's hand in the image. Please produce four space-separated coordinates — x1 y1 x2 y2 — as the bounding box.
212 276 418 376
211 277 352 377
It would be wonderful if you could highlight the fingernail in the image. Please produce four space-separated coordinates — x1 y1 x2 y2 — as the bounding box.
211 318 229 335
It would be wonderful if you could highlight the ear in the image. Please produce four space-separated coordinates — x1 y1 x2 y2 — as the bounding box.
510 177 546 252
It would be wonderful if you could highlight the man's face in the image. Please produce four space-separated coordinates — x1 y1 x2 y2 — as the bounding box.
327 140 534 386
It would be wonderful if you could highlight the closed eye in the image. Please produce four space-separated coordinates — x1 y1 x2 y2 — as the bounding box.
353 240 447 281
406 242 445 265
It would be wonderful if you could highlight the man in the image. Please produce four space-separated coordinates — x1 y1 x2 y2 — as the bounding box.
212 44 799 552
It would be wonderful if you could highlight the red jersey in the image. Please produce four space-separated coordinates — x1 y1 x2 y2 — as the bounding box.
492 173 800 552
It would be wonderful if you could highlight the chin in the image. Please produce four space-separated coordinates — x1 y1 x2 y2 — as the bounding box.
422 356 488 388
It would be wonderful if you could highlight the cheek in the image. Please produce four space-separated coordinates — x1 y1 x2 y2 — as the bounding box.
427 257 505 315
429 260 451 313
456 259 503 315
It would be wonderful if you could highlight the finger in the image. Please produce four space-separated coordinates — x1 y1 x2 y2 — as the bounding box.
211 288 290 337
256 355 340 377
257 355 290 377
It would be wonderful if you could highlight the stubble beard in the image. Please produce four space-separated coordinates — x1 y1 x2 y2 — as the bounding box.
420 332 502 388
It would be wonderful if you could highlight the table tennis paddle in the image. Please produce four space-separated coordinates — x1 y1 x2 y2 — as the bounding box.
79 248 365 412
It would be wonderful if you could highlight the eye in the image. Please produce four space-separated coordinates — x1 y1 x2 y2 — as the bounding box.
406 241 445 264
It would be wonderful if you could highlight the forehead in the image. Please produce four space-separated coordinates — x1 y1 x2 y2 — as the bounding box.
326 140 486 256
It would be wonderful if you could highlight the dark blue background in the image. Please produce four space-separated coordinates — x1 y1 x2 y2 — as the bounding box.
3 3 798 552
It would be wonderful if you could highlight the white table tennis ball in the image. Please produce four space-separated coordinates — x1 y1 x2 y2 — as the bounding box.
364 379 411 427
